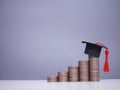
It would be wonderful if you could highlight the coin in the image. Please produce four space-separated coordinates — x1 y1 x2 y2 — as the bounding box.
58 72 68 77
58 77 68 82
69 75 79 82
79 61 89 67
47 76 58 82
90 76 99 81
79 67 89 72
68 66 78 75
79 72 89 81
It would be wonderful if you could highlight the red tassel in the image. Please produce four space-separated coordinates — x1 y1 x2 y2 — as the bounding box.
104 49 110 72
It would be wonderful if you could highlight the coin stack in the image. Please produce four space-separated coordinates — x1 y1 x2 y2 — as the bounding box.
58 72 68 82
68 66 79 82
47 76 58 82
79 61 89 81
89 56 99 81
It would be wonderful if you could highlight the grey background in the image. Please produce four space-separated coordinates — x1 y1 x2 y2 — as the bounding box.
0 0 120 80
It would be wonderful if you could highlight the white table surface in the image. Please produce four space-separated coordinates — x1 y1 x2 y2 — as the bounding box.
0 79 120 90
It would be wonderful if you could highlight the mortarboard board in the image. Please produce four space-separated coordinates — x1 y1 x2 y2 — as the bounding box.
82 41 108 57
82 41 110 72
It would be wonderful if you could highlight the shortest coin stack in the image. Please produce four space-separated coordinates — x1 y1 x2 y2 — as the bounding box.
58 72 68 82
47 76 58 82
79 61 89 81
68 66 79 82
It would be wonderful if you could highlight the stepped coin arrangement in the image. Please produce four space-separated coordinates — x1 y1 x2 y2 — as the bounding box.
47 60 99 82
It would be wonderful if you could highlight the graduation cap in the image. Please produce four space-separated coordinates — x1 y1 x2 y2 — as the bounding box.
82 41 110 72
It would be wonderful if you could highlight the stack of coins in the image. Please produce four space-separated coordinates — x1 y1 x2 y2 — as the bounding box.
79 61 89 81
47 76 58 82
68 66 79 82
58 72 68 82
89 56 99 81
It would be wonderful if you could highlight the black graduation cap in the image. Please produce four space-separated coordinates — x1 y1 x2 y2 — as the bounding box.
82 41 110 72
82 41 108 57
